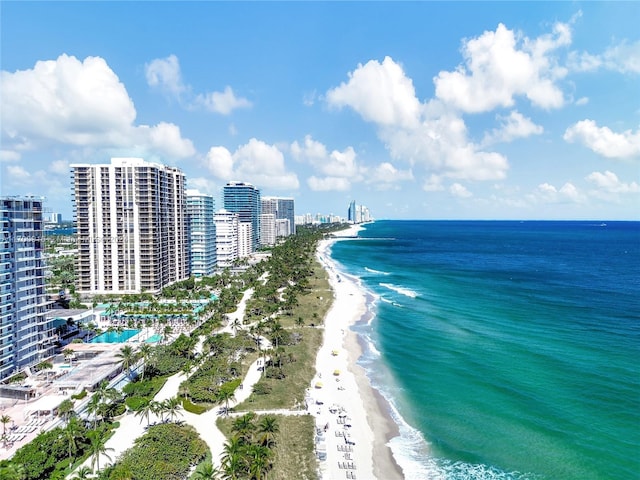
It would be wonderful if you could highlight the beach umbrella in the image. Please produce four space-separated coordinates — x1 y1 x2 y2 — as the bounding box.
315 382 323 388
331 350 339 356
333 370 340 376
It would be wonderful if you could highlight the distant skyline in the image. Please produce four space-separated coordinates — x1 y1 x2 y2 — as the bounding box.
1 2 639 220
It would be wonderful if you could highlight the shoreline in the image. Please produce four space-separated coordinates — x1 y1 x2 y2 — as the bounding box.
312 224 404 480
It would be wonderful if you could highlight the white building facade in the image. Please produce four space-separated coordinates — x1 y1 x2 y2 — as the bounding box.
71 158 189 295
214 209 239 268
259 213 276 247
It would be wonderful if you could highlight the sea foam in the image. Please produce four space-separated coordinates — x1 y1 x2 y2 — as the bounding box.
380 282 418 298
365 266 390 275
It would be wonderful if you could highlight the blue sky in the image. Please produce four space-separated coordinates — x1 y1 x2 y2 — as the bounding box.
1 2 639 220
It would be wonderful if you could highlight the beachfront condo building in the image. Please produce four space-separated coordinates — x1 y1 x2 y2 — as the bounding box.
261 196 295 237
238 222 253 259
214 209 239 268
348 201 371 224
71 158 190 295
186 190 217 277
0 196 56 381
223 182 261 252
260 213 276 247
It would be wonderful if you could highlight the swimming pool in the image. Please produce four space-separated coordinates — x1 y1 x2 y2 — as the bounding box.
145 334 162 343
90 329 139 343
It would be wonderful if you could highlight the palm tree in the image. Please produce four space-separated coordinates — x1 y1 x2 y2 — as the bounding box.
231 412 256 444
257 415 279 448
216 388 236 417
163 396 183 423
70 466 93 480
86 393 102 429
116 345 135 378
57 398 75 425
88 429 114 473
193 461 221 480
137 343 153 380
63 348 74 366
0 414 11 439
221 437 245 480
64 416 83 462
134 400 154 427
0 463 26 480
150 400 166 423
230 318 242 336
247 444 272 480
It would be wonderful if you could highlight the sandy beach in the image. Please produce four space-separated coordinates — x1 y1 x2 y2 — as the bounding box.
311 224 404 480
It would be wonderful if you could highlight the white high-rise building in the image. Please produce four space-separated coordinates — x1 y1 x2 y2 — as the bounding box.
1 197 55 381
260 213 276 247
261 196 295 239
238 222 253 258
71 158 189 295
214 209 239 268
276 218 290 238
187 190 216 277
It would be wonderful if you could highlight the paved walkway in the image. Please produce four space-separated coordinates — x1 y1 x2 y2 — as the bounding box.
73 351 269 475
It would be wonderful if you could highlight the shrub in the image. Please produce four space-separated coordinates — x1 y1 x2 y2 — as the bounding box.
71 389 87 400
182 397 207 414
125 396 148 411
252 381 272 395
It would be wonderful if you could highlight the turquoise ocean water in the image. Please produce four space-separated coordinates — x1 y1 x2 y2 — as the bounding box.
329 221 639 480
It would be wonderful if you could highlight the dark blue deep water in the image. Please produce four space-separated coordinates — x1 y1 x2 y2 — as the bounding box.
330 221 640 480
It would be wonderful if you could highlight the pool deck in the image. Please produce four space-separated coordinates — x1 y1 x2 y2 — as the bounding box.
0 332 152 460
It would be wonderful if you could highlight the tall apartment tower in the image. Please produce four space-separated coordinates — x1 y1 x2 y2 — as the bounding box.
186 190 217 277
71 158 189 295
1 197 55 381
348 200 356 223
261 196 295 237
223 182 261 252
214 209 239 268
259 213 276 247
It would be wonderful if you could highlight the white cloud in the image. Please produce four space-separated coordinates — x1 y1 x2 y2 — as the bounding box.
145 54 186 97
1 54 195 160
482 110 543 145
423 174 444 192
290 135 366 189
307 176 350 191
291 135 328 162
204 138 299 190
0 150 20 162
575 97 589 106
564 120 640 159
303 90 317 107
586 170 640 196
568 40 640 74
369 162 414 184
534 182 585 203
195 86 252 115
138 122 196 158
326 56 421 129
1 54 135 146
434 22 569 112
145 54 251 115
187 177 219 196
327 58 510 183
6 165 31 180
205 146 234 179
450 183 473 198
49 159 69 175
